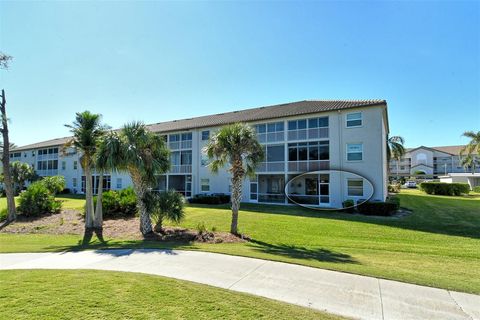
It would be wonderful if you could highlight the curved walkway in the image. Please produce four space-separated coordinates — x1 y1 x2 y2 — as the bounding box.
1 249 478 320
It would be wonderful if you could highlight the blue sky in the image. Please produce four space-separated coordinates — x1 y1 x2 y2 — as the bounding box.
1 1 478 148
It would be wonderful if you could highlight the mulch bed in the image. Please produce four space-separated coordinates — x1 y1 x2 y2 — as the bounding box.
0 210 246 244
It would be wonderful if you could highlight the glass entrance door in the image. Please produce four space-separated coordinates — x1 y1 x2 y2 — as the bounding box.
318 174 330 206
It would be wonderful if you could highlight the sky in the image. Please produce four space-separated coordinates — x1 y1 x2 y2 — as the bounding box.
0 1 479 148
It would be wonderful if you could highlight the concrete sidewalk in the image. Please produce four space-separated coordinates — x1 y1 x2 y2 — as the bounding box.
0 249 478 320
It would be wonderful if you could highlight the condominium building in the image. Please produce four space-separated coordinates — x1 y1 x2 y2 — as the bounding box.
388 145 479 178
9 100 389 208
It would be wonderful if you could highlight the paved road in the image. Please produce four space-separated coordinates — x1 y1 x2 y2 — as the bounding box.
0 249 478 320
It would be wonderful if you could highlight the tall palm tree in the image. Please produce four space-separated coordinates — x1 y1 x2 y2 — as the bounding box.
65 111 107 231
204 123 264 235
460 154 477 174
460 131 480 156
97 123 170 235
386 135 406 180
460 131 480 175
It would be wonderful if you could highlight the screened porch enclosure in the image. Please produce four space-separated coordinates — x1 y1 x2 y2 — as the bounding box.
286 173 330 206
256 174 285 203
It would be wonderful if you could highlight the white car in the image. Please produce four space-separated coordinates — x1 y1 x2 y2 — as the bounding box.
405 181 417 188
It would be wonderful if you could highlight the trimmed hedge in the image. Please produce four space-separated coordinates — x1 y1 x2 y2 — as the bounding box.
419 182 470 196
473 186 480 193
356 197 400 216
342 199 355 213
189 194 230 205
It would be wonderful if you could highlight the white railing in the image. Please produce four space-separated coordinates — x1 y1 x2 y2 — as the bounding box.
256 161 285 172
288 160 329 172
169 165 192 174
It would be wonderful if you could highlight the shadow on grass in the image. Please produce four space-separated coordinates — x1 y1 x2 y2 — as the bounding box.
220 194 480 239
247 239 358 264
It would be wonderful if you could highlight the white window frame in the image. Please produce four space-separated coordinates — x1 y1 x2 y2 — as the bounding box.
346 112 362 128
73 161 78 170
72 178 77 188
346 143 363 161
116 178 122 189
201 130 210 141
347 179 364 197
200 178 210 192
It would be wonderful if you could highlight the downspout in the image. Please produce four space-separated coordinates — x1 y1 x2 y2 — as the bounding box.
338 110 343 205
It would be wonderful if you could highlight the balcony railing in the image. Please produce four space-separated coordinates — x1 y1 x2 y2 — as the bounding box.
169 140 192 150
258 193 285 203
288 128 328 141
169 165 192 174
257 161 285 172
288 160 329 172
36 169 59 177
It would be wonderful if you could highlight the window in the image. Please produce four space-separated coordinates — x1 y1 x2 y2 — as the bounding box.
116 178 122 189
347 143 363 161
288 117 328 140
201 130 210 141
347 179 363 196
255 122 284 143
288 141 329 161
201 178 210 192
72 178 77 188
346 113 362 127
61 161 66 170
266 145 284 162
73 161 78 170
201 153 209 166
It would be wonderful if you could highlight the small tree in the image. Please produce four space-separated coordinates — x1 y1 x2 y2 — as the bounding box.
40 176 66 195
204 123 264 235
145 190 185 233
9 161 36 192
0 52 16 221
386 135 406 181
460 154 477 174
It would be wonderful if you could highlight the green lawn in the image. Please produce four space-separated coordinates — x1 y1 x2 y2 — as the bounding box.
1 189 479 294
0 269 340 320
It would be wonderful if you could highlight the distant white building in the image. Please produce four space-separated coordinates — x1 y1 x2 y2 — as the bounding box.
8 100 389 208
439 173 480 190
389 145 479 178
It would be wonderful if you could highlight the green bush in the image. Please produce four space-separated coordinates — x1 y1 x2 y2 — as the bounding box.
40 176 66 195
189 194 230 205
419 182 470 196
473 186 480 193
94 187 137 218
17 181 62 216
388 184 401 193
357 201 398 216
342 199 355 213
0 208 7 221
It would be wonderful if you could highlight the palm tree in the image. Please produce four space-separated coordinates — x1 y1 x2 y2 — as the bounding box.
97 123 170 235
460 131 480 156
144 189 185 233
387 135 406 181
204 123 264 235
460 154 477 174
64 111 107 231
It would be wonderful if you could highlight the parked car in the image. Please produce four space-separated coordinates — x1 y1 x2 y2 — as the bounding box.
404 181 417 188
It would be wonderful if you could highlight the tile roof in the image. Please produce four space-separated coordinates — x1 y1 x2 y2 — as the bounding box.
406 145 474 156
13 99 386 151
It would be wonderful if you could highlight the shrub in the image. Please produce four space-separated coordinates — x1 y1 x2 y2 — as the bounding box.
40 176 66 195
419 182 470 196
342 199 355 213
473 186 480 193
388 184 401 193
189 193 230 205
58 188 71 194
357 200 398 216
17 181 62 216
0 208 7 221
94 187 137 218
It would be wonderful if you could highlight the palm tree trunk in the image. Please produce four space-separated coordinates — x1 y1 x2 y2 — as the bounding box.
1 89 16 221
84 165 94 230
94 172 104 229
131 171 152 235
230 174 243 235
396 161 399 181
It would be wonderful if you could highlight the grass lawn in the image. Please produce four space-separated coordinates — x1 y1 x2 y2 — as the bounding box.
1 189 479 294
0 269 340 320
